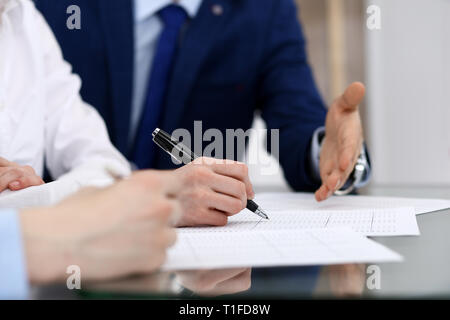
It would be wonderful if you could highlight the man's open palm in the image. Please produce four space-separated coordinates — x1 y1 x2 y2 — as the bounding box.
315 82 366 201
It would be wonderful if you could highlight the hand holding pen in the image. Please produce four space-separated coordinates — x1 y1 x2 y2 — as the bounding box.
106 158 261 227
152 128 269 223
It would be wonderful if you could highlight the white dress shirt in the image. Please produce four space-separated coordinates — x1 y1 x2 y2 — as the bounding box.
0 0 131 208
130 0 202 145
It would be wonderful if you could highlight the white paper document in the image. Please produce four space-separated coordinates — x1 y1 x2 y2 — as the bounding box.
163 228 402 271
178 207 419 237
253 192 450 216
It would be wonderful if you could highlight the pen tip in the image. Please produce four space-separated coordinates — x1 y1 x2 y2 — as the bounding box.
254 207 270 220
260 209 269 220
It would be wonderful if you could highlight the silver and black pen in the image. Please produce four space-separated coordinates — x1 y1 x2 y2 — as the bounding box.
152 128 269 220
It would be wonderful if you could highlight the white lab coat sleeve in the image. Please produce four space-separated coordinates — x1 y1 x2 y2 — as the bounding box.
36 8 130 199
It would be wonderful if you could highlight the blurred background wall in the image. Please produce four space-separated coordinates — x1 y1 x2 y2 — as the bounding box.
248 0 450 190
297 0 365 104
366 0 450 187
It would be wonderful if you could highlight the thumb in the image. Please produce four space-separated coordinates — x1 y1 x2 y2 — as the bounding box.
337 82 366 112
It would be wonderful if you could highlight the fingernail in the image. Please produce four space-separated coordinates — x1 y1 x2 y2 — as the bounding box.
9 181 20 189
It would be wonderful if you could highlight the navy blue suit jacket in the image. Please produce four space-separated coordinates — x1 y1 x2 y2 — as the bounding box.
34 0 327 191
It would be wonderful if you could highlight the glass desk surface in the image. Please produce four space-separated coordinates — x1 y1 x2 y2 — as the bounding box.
32 186 450 299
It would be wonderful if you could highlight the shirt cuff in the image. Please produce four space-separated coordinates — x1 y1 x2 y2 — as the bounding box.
309 126 371 189
309 127 324 183
0 210 29 299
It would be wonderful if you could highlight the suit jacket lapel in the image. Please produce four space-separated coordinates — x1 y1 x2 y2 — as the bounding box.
161 0 231 133
98 0 134 155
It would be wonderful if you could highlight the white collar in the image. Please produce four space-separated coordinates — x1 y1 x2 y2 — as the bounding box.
134 0 203 22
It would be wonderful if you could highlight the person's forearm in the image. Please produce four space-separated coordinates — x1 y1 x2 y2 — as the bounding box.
18 171 179 286
19 208 69 285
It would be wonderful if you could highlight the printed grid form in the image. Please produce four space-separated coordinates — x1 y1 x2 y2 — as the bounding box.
253 192 450 215
177 207 419 236
163 228 402 271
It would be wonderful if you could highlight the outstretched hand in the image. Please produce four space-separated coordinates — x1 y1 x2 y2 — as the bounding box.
315 82 366 201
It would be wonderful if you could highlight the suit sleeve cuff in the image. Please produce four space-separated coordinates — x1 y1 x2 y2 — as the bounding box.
0 210 29 299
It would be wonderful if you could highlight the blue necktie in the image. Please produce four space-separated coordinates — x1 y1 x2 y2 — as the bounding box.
132 4 188 169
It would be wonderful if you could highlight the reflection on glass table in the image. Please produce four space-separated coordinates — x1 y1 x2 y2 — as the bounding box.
61 264 367 299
